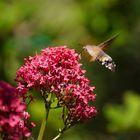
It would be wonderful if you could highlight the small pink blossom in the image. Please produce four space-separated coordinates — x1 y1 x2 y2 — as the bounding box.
0 81 35 140
16 46 97 122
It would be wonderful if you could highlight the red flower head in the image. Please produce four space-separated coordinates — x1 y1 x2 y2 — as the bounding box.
0 81 35 140
16 46 96 123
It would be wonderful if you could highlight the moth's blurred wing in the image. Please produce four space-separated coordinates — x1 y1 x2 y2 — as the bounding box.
98 34 119 49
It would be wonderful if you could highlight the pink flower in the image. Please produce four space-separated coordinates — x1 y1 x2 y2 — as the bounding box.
63 84 96 122
16 46 96 122
0 81 35 140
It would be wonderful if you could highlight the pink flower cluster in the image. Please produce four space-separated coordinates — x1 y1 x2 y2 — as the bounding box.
64 84 96 122
16 46 96 122
0 81 35 140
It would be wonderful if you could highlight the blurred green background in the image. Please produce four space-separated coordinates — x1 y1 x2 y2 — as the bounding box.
0 0 140 140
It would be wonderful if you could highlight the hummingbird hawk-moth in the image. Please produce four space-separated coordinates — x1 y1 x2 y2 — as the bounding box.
81 34 118 71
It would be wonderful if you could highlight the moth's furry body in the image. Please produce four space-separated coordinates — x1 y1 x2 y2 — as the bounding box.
81 35 118 71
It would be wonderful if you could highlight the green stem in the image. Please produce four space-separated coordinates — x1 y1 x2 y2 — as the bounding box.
37 112 48 140
52 133 61 140
52 125 69 140
37 92 51 140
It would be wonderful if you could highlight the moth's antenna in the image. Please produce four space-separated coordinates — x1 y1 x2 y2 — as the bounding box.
98 34 119 49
